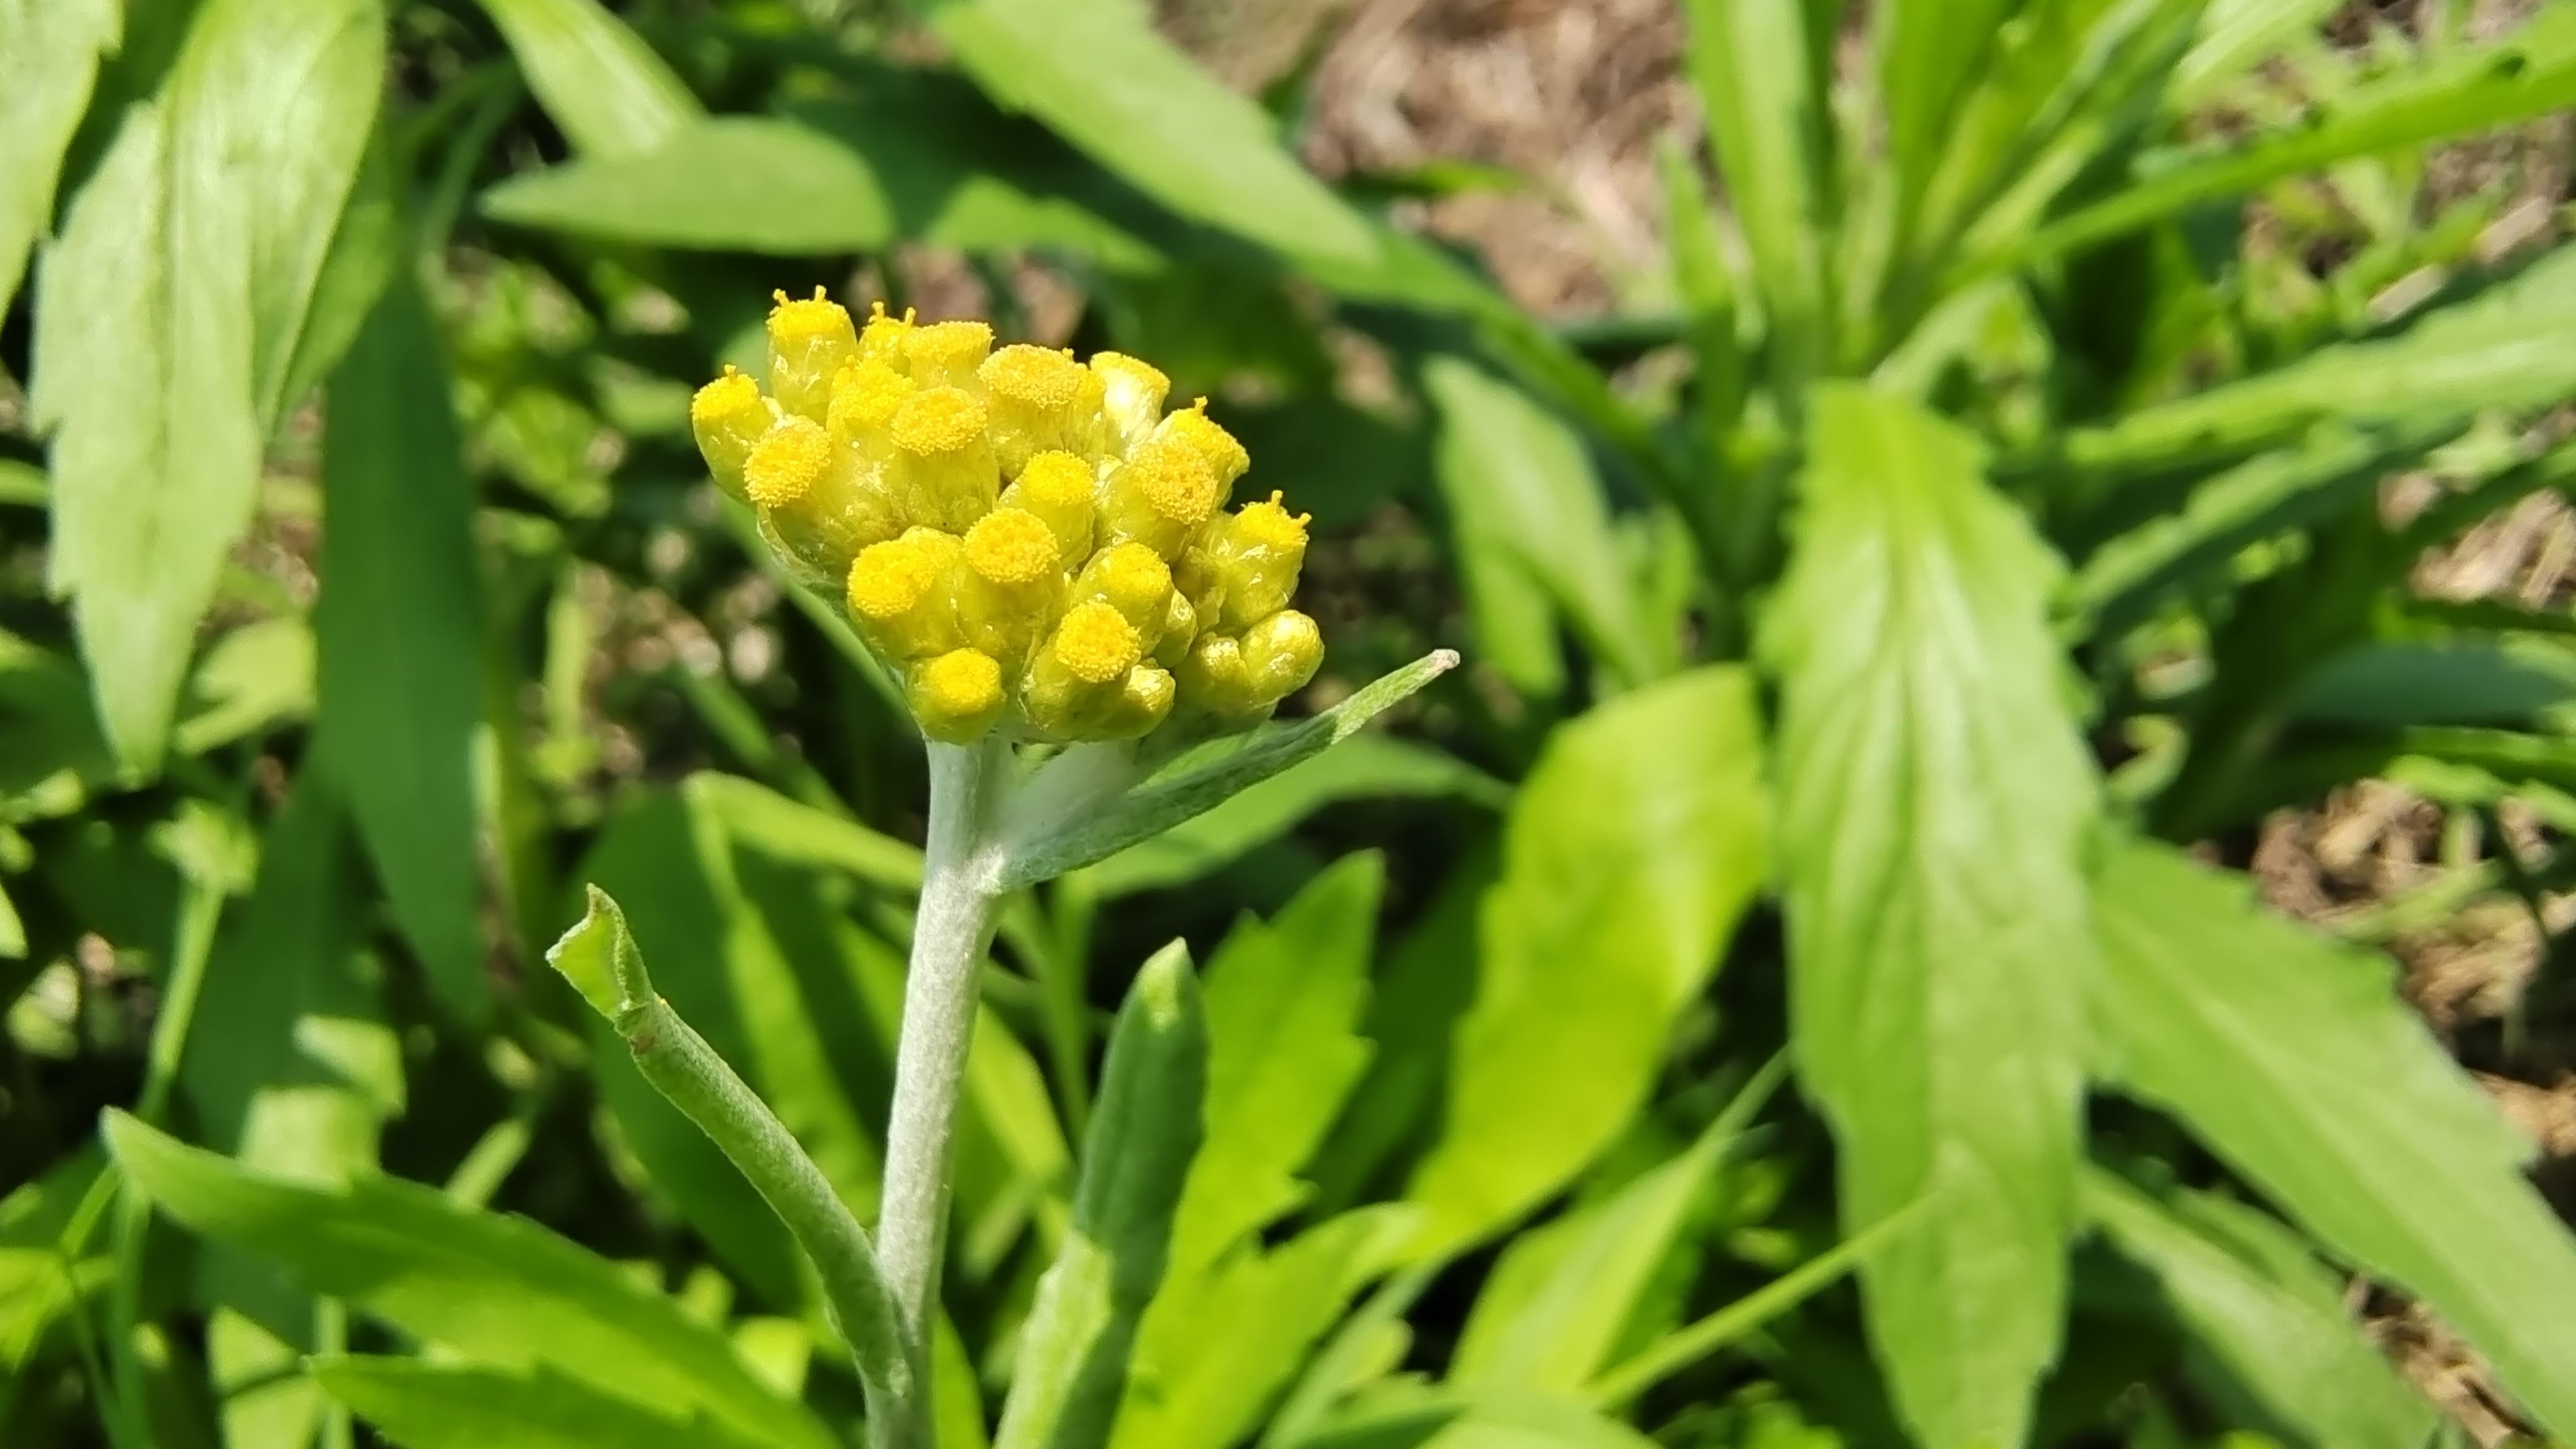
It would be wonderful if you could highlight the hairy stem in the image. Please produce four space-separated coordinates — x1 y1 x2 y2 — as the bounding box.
616 993 912 1430
877 738 1008 1443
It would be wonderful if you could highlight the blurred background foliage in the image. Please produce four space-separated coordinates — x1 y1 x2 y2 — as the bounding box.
11 0 2576 1447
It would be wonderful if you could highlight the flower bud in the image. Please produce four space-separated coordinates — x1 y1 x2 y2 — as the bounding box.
690 367 773 502
846 528 965 661
1208 492 1312 630
1098 440 1219 560
1091 352 1170 455
1242 609 1324 707
904 320 994 391
1154 399 1250 494
889 387 1000 533
1092 663 1176 741
1154 590 1199 669
767 289 858 421
1069 542 1173 640
1176 631 1256 720
957 508 1063 668
998 451 1096 562
907 648 1007 743
981 346 1100 476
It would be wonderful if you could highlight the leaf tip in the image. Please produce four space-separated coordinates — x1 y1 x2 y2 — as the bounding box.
546 885 651 1019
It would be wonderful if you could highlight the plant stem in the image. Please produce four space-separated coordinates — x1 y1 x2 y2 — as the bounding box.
878 738 1008 1445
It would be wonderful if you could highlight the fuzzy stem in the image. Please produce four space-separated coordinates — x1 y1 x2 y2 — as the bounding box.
877 738 1007 1445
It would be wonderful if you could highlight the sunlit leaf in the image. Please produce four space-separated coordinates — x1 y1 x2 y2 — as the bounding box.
1762 383 2094 1448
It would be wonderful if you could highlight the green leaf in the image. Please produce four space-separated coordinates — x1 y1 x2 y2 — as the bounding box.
1082 736 1501 900
31 0 384 770
174 616 315 756
312 1357 770 1449
1679 0 1834 388
472 0 699 160
2092 836 2576 1439
0 0 120 316
481 118 892 253
993 651 1459 890
317 271 486 1016
103 1113 838 1449
1872 0 2014 251
0 877 20 960
1424 357 1663 688
1168 855 1380 1277
1760 383 2094 1449
2174 0 2346 105
2081 1167 2437 1449
1453 1129 1726 1395
1405 666 1768 1258
2286 638 2576 729
921 0 1377 269
2057 246 2576 480
2011 5 2576 266
998 942 1207 1449
2065 418 2453 637
1115 1208 1413 1449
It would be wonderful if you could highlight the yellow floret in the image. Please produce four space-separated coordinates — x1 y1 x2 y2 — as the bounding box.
1073 542 1175 636
964 508 1060 587
1100 440 1219 559
891 387 988 457
848 534 943 622
1156 399 1250 490
999 450 1097 560
829 359 915 445
767 288 859 420
1053 599 1142 684
1092 350 1172 452
980 345 1088 410
1232 492 1310 551
690 365 772 500
859 301 915 366
744 417 832 508
909 648 1007 743
770 287 851 347
905 320 995 389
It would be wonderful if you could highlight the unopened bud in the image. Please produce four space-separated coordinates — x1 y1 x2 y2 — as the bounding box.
767 288 858 421
690 366 772 502
904 320 994 391
908 648 1007 742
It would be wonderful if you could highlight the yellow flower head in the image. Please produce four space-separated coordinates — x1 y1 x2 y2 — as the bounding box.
685 287 1324 742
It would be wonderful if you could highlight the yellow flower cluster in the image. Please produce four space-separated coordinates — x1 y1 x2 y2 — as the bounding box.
690 289 1323 744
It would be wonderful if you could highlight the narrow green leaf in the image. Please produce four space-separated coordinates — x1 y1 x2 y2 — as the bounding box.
1115 1208 1414 1449
2287 638 2576 729
0 0 120 316
2066 418 2453 637
2012 4 2576 266
2082 1167 2437 1449
2175 0 2346 105
998 942 1206 1449
313 1356 770 1449
103 1113 838 1449
1761 383 2094 1449
318 271 485 1016
2093 837 2576 1439
481 118 892 252
1453 1129 1725 1395
1168 856 1380 1277
993 651 1458 890
32 0 383 770
1425 357 1662 688
1679 0 1835 388
1082 736 1499 900
684 772 923 892
1405 667 1768 1258
1873 0 2014 245
921 0 1377 268
472 0 698 160
2057 246 2576 479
